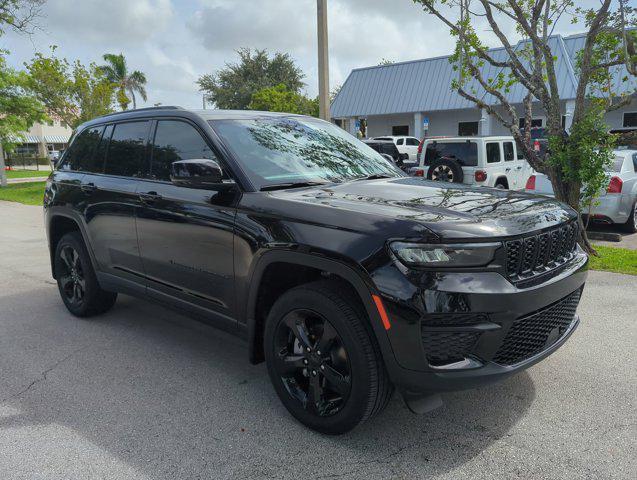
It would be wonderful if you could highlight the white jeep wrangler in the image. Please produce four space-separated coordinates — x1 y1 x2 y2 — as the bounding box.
411 136 533 190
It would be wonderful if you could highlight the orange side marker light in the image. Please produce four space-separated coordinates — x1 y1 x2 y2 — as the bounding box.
372 294 391 330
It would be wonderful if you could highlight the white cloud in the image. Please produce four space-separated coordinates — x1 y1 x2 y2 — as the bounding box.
2 0 600 109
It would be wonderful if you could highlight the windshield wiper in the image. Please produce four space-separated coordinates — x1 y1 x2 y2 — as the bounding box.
260 181 330 191
354 174 394 181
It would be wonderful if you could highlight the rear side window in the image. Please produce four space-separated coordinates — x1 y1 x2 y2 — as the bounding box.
424 142 478 167
381 143 398 156
397 138 404 145
406 138 420 146
150 120 216 181
486 143 501 163
89 124 114 173
503 142 514 161
104 121 149 177
60 126 103 171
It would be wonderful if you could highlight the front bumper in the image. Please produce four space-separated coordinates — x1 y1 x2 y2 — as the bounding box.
372 249 588 394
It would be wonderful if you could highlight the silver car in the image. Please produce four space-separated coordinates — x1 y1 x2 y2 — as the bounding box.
525 149 637 233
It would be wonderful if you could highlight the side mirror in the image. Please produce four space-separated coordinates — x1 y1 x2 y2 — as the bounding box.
170 159 226 189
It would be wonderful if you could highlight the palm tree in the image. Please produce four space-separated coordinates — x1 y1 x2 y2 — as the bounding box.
98 53 147 110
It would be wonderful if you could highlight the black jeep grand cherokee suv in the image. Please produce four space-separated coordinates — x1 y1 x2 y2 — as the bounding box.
44 107 588 434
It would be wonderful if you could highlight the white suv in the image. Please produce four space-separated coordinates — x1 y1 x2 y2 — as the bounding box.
372 136 421 163
410 136 532 190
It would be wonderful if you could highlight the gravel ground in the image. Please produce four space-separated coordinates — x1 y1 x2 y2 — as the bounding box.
0 201 635 480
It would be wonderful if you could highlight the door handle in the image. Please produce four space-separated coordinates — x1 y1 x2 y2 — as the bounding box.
139 191 162 203
505 168 511 172
81 183 97 193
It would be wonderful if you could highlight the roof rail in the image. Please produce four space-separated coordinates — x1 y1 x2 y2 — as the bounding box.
91 105 184 121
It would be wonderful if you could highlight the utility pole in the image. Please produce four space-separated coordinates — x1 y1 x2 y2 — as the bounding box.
0 144 7 187
317 0 330 121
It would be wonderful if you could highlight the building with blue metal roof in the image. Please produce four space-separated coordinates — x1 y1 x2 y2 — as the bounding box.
331 33 636 140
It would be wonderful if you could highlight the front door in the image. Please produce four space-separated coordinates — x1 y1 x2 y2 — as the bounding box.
135 119 237 323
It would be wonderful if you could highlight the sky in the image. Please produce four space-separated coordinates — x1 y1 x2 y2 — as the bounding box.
1 0 596 109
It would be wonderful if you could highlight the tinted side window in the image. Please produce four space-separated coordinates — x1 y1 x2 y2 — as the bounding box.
397 138 404 145
486 143 501 163
82 124 112 173
406 138 420 146
633 153 637 172
503 142 514 161
424 142 478 167
151 121 215 181
104 121 149 177
60 127 103 171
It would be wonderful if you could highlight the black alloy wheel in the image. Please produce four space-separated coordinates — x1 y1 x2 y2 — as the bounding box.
264 281 393 434
54 232 117 317
272 309 351 417
58 245 86 306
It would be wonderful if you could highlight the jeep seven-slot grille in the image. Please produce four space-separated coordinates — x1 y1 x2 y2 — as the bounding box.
493 289 581 365
505 221 578 281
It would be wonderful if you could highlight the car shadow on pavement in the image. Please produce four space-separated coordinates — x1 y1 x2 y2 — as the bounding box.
1 290 536 479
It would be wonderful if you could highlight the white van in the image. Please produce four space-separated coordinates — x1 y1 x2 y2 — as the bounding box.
410 136 533 190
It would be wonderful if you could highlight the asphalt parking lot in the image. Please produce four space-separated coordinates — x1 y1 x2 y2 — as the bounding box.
1 201 635 480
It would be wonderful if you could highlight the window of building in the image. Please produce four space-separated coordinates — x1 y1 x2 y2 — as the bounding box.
150 120 216 181
458 121 479 136
486 142 501 163
104 121 149 177
503 142 515 161
623 112 637 128
518 118 543 129
392 125 409 136
61 126 103 171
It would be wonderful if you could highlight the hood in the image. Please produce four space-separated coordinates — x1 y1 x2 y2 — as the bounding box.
267 177 576 239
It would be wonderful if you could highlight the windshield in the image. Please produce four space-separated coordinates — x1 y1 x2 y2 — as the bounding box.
210 117 402 189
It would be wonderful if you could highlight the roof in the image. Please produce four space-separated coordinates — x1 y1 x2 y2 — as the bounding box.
331 32 637 118
78 107 308 131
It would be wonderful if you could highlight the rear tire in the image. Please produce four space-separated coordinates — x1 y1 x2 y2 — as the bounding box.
264 280 393 434
622 202 637 234
54 232 117 317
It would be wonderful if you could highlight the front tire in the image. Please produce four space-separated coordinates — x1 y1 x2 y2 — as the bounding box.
264 281 392 434
54 232 117 317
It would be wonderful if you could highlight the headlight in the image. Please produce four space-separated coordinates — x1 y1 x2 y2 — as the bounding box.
389 242 501 267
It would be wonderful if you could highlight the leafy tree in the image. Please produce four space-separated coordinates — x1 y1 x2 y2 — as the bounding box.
0 0 45 35
197 48 305 110
24 48 116 129
98 53 147 110
249 83 319 117
0 53 44 152
0 0 46 186
414 0 637 252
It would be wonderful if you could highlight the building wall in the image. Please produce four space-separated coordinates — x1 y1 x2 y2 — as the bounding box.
366 113 415 137
356 98 635 139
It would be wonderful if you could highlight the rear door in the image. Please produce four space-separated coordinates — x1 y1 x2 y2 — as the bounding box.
135 119 237 325
502 140 524 189
404 137 420 161
82 121 150 283
485 141 504 187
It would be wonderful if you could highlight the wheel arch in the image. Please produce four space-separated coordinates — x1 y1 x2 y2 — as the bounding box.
245 250 394 366
494 176 509 189
47 210 97 279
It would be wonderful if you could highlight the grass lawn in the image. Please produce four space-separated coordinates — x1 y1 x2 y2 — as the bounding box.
5 169 50 179
590 245 637 276
0 181 45 206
